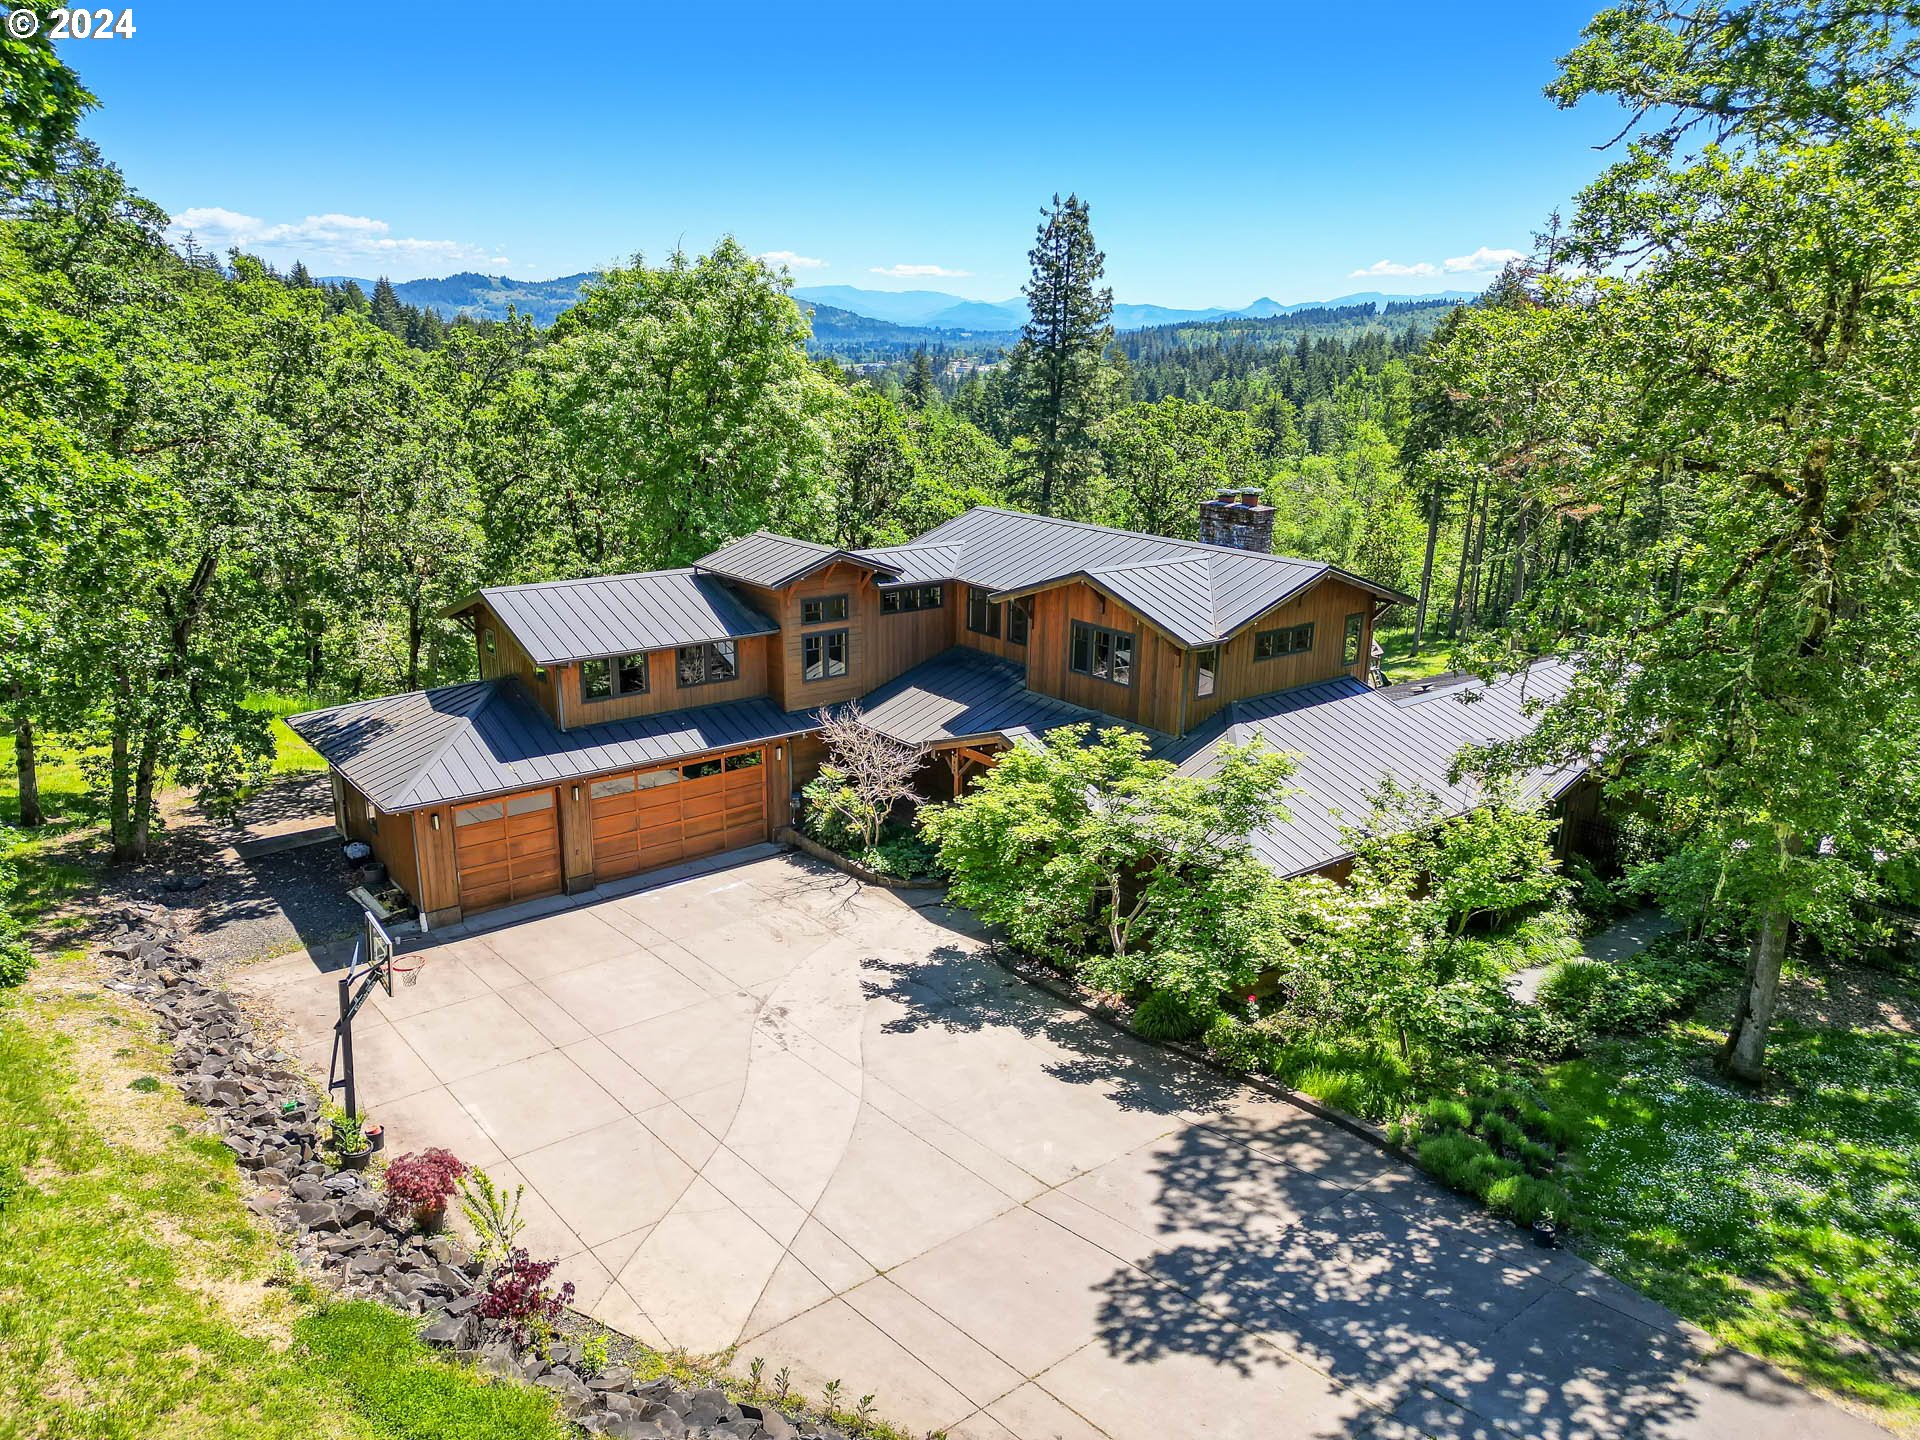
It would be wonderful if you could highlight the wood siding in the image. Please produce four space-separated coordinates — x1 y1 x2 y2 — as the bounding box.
727 565 950 711
952 583 1034 665
1024 583 1185 734
1185 576 1379 730
473 602 563 724
561 634 771 728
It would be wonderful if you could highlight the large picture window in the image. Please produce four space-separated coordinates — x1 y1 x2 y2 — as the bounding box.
802 629 848 682
676 639 738 687
1070 621 1134 687
966 589 1001 638
880 584 943 614
580 651 649 703
1254 622 1315 661
801 594 848 625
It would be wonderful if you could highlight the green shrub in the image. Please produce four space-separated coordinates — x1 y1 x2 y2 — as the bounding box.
1131 990 1209 1043
866 829 941 880
1536 935 1730 1039
799 771 873 855
1417 1130 1505 1189
1484 1172 1571 1226
0 828 30 988
1415 1097 1473 1132
1201 1013 1276 1071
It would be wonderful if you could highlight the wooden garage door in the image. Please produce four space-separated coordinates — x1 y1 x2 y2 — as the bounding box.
588 747 767 881
453 788 562 912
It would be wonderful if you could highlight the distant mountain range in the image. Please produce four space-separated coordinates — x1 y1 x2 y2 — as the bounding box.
317 271 1474 334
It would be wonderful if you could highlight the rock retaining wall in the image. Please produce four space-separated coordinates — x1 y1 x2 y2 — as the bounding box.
100 902 850 1440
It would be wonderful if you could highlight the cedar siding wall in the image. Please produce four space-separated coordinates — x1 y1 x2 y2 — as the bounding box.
952 583 1032 665
1187 576 1379 729
731 565 951 711
415 803 459 923
473 602 562 725
1025 583 1185 734
562 635 771 727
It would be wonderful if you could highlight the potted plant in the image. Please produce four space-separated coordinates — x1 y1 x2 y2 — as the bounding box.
331 1113 373 1171
382 1148 468 1232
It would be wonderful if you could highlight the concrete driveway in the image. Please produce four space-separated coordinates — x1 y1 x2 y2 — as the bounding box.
237 853 1882 1440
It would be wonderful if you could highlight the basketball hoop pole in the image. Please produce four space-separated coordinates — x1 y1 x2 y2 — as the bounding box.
331 910 397 1122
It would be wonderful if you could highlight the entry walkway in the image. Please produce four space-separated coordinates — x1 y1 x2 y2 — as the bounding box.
237 856 1883 1440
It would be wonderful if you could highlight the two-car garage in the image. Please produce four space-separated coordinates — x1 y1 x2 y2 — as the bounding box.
445 744 774 915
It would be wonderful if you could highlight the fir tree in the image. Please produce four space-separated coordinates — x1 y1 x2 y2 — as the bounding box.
287 259 313 288
369 276 407 337
904 348 936 409
1007 193 1114 515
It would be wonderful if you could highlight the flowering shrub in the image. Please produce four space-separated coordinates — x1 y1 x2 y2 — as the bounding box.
381 1148 467 1212
477 1248 575 1345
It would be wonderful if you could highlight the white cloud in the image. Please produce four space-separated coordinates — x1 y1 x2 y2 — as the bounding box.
1443 246 1525 274
166 206 508 277
757 249 829 271
1350 245 1527 281
1349 258 1441 278
869 263 972 279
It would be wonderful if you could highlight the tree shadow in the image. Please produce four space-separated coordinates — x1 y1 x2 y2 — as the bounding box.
854 940 1244 1113
1080 1117 1771 1439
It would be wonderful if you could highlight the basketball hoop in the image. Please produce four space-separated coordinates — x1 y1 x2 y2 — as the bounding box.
393 956 425 988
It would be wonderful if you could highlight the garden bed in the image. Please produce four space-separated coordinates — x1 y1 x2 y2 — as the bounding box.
777 827 942 890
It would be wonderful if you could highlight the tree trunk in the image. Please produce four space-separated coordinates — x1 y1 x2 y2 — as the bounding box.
108 718 134 862
128 731 159 861
1412 486 1442 655
10 683 41 828
1450 475 1478 638
406 599 423 692
1719 907 1790 1083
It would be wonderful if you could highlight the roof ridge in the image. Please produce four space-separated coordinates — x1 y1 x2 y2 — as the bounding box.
959 505 1327 568
481 567 698 595
395 678 514 808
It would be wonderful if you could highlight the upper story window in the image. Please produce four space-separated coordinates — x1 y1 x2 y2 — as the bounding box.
1070 621 1134 687
580 651 649 703
1006 597 1030 646
482 627 496 656
802 629 848 682
1254 622 1315 661
880 584 943 614
1193 645 1219 698
1344 613 1366 666
801 594 848 625
966 589 1001 638
677 639 738 687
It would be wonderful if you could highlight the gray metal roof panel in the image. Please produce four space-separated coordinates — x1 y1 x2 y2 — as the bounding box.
852 647 1112 748
697 532 903 589
475 569 778 665
290 680 815 812
1153 660 1579 876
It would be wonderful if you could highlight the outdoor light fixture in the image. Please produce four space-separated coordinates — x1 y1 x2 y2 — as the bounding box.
430 813 440 831
571 784 580 801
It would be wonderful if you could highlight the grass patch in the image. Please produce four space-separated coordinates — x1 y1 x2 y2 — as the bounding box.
1375 625 1455 685
0 961 568 1440
1542 1021 1920 1418
245 693 335 778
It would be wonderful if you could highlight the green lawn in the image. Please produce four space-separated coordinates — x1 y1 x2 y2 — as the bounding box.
1542 1020 1920 1420
1375 625 1455 685
0 970 570 1440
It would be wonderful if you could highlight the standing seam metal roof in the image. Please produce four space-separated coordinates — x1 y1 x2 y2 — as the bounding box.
288 680 815 812
850 647 1115 747
696 531 902 589
469 570 778 666
1153 660 1582 876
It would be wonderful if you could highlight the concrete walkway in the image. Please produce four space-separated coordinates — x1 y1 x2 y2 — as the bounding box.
236 855 1883 1440
1510 907 1683 1005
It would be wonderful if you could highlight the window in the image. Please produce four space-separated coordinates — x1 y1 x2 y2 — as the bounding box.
724 750 763 771
1069 621 1134 686
966 589 1001 638
802 628 849 682
1006 597 1030 646
506 790 553 816
801 594 848 625
581 652 649 703
590 775 635 799
1194 646 1219 699
1254 622 1315 661
1344 613 1366 666
682 758 724 780
455 801 502 826
880 584 943 614
677 639 738 687
635 767 679 789
482 627 496 656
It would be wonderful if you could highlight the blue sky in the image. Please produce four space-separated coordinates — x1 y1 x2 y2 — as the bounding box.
68 1 1624 307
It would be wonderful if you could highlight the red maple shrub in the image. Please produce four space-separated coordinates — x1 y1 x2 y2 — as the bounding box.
477 1248 575 1343
381 1147 467 1213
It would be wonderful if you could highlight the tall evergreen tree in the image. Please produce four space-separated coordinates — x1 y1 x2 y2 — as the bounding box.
369 276 407 337
287 259 313 288
1007 193 1114 516
904 348 936 409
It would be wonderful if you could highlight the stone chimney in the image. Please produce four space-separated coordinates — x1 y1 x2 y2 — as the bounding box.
1198 487 1276 553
